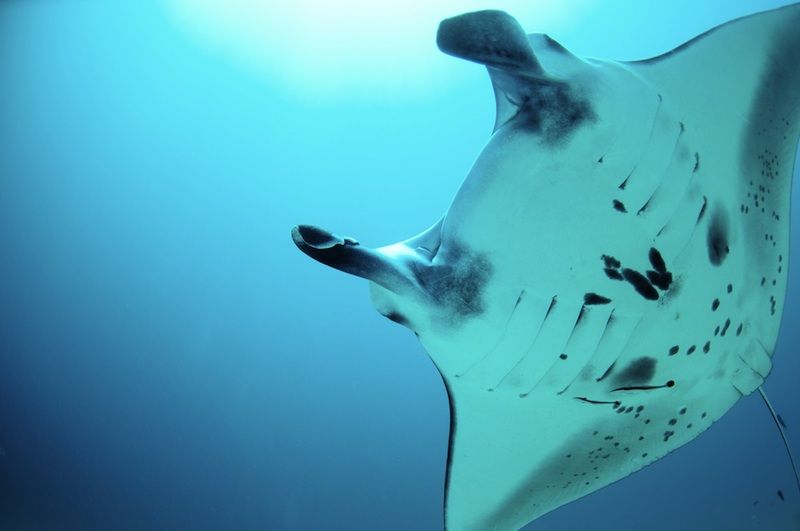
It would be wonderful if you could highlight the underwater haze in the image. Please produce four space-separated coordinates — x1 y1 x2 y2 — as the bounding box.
1 1 799 530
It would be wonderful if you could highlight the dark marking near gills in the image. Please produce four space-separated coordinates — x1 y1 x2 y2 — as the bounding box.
544 296 558 320
575 306 587 326
414 241 493 321
777 490 785 501
612 199 627 213
597 361 616 382
605 268 624 281
584 293 612 305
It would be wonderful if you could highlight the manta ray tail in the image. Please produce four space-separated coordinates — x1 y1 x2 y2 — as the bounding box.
758 387 800 496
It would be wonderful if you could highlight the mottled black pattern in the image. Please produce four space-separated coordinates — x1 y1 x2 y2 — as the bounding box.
602 250 672 300
622 268 659 300
646 270 672 291
648 248 667 273
513 82 596 144
584 293 612 305
646 247 673 291
413 240 493 322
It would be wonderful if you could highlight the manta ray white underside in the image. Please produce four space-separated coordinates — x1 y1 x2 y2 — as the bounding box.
292 4 800 530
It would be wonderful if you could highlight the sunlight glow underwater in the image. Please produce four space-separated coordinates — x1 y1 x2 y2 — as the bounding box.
165 0 594 101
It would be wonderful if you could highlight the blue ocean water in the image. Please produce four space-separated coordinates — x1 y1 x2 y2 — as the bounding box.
0 1 798 530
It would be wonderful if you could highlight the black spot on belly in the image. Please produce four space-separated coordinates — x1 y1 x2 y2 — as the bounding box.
613 357 657 387
613 199 627 213
584 293 612 305
648 248 667 274
668 345 679 356
646 270 672 291
602 255 621 269
707 208 730 266
622 268 659 300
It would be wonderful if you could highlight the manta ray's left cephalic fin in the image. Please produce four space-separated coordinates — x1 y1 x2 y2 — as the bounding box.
437 10 587 133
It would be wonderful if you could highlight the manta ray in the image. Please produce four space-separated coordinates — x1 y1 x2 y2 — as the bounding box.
291 5 800 530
